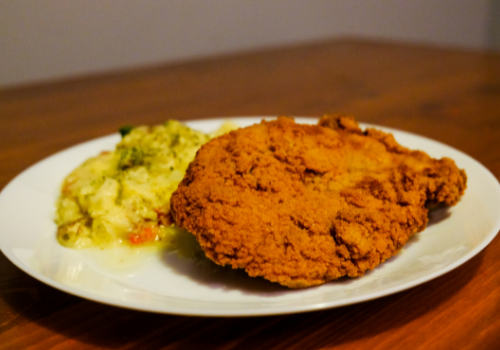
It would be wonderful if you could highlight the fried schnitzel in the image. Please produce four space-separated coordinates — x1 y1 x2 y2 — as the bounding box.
170 116 467 288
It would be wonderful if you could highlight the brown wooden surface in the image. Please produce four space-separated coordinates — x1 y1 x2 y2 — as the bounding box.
1 38 500 349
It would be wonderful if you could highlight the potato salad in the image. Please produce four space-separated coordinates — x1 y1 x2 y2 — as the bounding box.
55 120 234 249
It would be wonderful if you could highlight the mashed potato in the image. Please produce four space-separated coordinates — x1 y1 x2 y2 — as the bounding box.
55 120 235 249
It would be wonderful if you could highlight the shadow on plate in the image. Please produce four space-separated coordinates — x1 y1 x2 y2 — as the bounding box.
161 249 291 296
427 205 452 227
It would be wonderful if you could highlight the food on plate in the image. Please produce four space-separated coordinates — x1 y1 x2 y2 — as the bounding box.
55 120 236 249
171 115 467 288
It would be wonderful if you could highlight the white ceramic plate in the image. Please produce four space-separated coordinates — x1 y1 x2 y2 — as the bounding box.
1 117 499 317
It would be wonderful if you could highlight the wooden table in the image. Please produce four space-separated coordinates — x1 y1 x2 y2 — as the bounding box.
1 38 499 349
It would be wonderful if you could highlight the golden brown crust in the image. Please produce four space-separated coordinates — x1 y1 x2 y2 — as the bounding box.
171 115 467 288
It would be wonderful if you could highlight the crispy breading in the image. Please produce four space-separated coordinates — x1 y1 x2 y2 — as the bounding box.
170 116 467 288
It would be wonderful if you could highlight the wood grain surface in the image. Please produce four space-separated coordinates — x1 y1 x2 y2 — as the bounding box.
1 38 500 349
